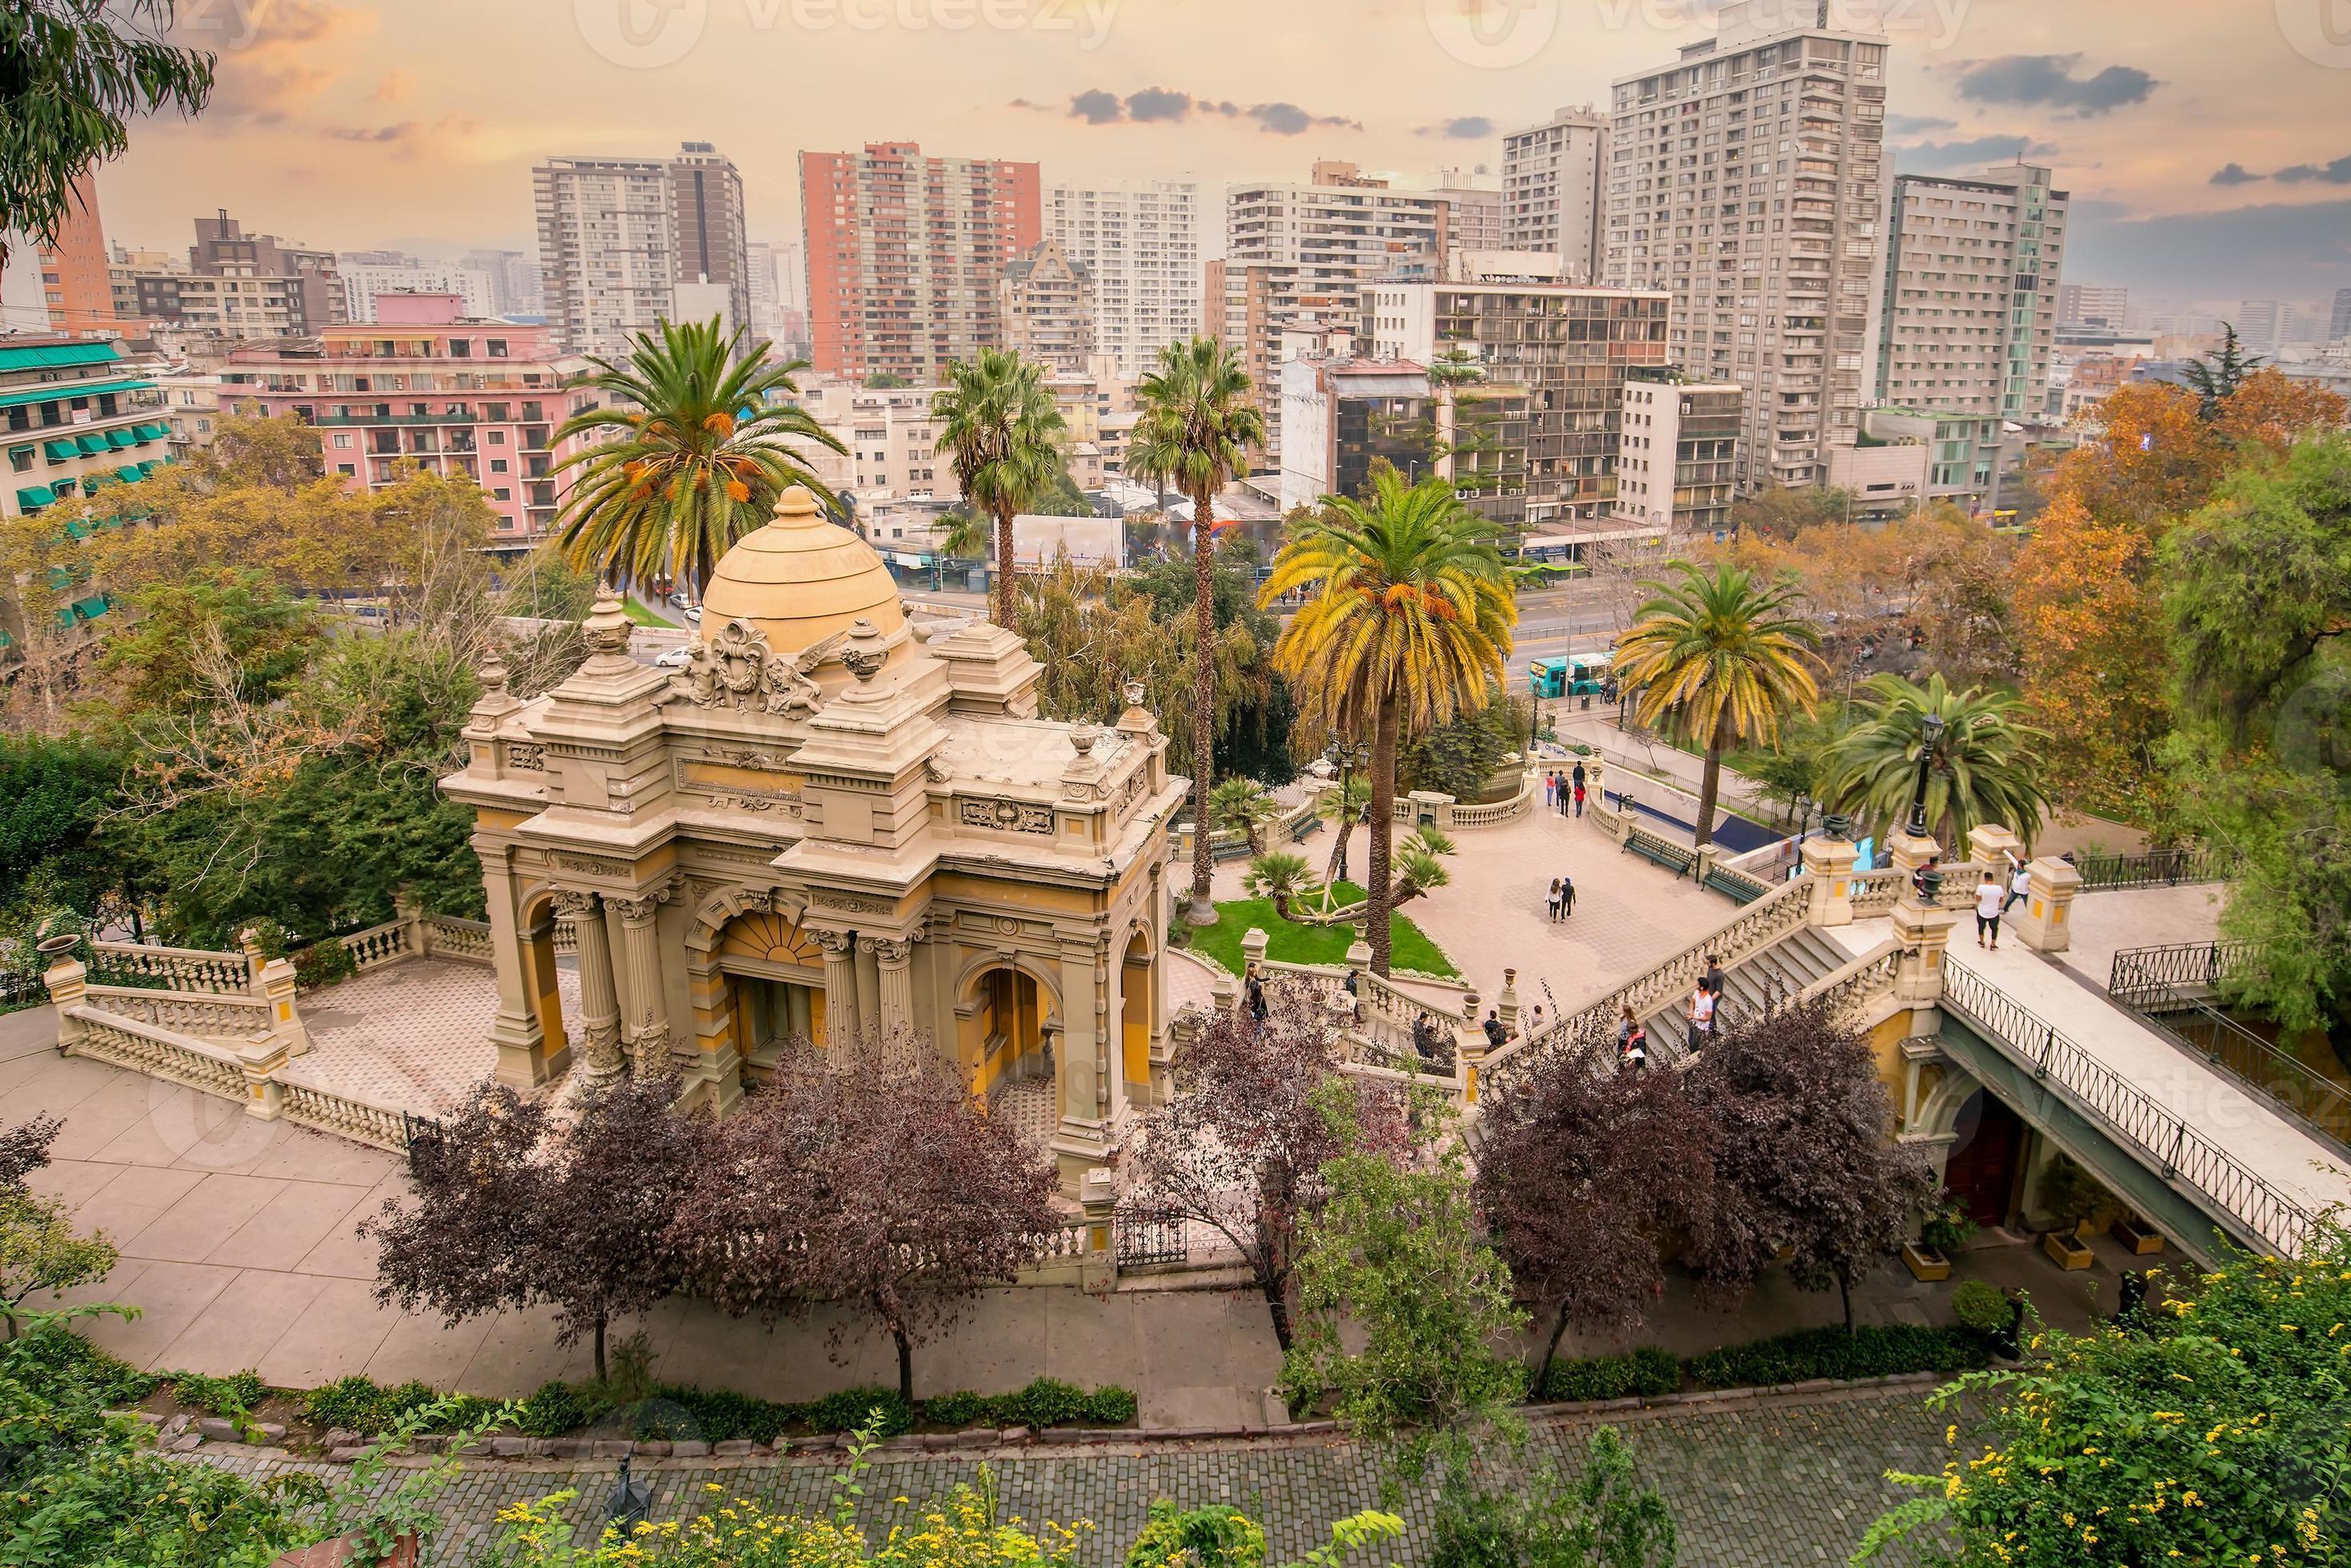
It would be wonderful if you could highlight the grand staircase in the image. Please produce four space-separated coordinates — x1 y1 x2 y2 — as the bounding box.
1636 925 1857 1067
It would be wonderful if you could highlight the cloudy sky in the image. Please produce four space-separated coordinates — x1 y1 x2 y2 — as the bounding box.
94 0 2351 306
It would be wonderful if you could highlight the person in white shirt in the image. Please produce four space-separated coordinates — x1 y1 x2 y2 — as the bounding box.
1686 981 1717 1054
2004 854 2032 914
1974 870 2007 950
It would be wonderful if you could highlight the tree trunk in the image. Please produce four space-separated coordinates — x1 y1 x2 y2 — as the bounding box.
1186 486 1218 924
1325 817 1352 890
1535 1305 1572 1396
1694 710 1732 850
1261 1274 1294 1353
592 1309 608 1383
1367 701 1400 976
993 502 1017 630
1838 1266 1856 1333
892 1320 915 1406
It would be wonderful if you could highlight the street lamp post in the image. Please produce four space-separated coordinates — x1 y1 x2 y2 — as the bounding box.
1905 712 1947 839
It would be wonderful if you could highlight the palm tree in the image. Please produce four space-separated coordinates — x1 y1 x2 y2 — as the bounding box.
934 510 988 564
1820 673 2054 850
2181 324 2265 422
1315 774 1372 904
932 348 1067 630
1130 337 1266 925
1263 471 1515 975
1389 826 1455 908
551 318 843 597
1208 776 1279 857
1243 851 1319 922
1613 562 1822 850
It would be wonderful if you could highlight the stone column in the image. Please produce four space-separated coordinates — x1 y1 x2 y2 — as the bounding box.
814 929 859 1051
852 936 883 1042
1885 829 1943 878
477 838 550 1088
1892 897 1962 1009
871 935 915 1038
1966 822 2024 874
1802 836 1859 926
43 959 88 1054
254 957 309 1059
2013 856 2085 954
1049 940 1112 1190
554 890 623 1086
1079 1166 1118 1294
610 885 673 1078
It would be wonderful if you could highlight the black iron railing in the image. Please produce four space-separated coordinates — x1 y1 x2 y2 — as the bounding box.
2109 939 2261 1002
1940 958 2314 1259
2074 845 2237 891
1112 1209 1188 1269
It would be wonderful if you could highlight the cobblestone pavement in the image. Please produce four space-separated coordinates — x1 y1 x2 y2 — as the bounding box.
194 1387 1950 1566
286 958 582 1114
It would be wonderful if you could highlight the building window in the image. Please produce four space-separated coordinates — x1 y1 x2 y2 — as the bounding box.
493 486 511 501
487 339 509 358
337 463 356 477
490 458 508 473
332 433 352 449
488 430 506 444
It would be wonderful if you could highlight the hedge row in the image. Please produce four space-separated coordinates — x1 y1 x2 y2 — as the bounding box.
301 1372 1137 1442
1540 1323 1990 1403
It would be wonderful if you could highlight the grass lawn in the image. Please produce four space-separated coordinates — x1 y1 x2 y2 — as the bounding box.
1184 881 1460 979
623 596 675 628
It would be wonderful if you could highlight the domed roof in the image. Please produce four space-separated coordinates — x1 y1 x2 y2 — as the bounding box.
702 486 906 657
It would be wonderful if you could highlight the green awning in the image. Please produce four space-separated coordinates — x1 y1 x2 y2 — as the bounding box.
104 430 135 449
54 606 74 630
62 518 93 539
0 629 14 650
79 475 104 494
42 440 74 461
135 460 158 476
71 594 109 622
14 485 53 510
140 422 171 441
114 465 141 482
74 434 107 455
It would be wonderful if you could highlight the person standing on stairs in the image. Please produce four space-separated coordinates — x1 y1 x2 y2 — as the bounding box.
1685 978 1717 1056
1975 870 2007 950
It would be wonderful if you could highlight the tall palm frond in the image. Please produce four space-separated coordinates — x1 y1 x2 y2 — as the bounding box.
1820 673 2054 850
550 317 843 597
1261 470 1514 974
932 348 1067 630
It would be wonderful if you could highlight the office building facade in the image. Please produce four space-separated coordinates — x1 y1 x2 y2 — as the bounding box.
1048 180 1201 381
1876 162 2066 420
1502 106 1608 283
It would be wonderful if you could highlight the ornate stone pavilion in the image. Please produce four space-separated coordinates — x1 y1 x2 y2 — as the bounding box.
443 486 1185 1186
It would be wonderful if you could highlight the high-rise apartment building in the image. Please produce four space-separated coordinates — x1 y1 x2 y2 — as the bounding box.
2235 299 2284 354
799 142 1041 385
1366 272 1672 530
2333 288 2351 344
1875 162 2066 420
744 241 785 342
1614 368 1743 542
669 142 751 333
2057 281 2127 330
126 210 345 338
534 155 673 359
339 260 496 323
460 249 544 318
1604 1 1892 488
1001 240 1093 372
534 144 750 359
1048 181 1201 381
1425 175 1505 264
1502 106 1608 282
1220 162 1450 457
30 170 117 333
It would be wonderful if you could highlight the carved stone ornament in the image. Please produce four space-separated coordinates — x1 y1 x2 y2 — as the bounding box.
960 797 1055 835
549 889 599 920
505 742 547 772
683 618 847 715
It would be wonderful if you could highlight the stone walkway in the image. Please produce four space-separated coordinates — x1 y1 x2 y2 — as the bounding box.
189 1386 1952 1566
284 958 576 1114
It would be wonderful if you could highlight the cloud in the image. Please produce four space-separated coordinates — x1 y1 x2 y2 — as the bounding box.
367 70 414 105
170 0 376 128
1952 54 2157 118
322 115 480 161
1056 86 1359 134
1892 135 2055 171
1419 116 1494 139
1884 113 1957 135
2275 154 2351 185
2065 197 2351 297
2209 162 2262 186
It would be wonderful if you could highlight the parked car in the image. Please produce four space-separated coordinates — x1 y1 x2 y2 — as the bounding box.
683 605 703 624
654 644 695 670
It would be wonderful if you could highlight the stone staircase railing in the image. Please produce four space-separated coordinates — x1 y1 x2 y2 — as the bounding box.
281 1079 427 1154
65 1007 250 1102
78 983 273 1042
86 939 251 994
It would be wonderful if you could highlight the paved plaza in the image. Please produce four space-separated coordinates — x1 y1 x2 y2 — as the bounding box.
283 958 581 1114
189 1385 1954 1566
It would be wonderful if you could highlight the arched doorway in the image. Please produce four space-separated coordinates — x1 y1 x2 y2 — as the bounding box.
1120 929 1154 1093
1944 1090 2025 1230
519 892 567 1067
716 908 827 1064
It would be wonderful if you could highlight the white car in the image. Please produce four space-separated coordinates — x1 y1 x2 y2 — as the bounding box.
682 605 703 623
653 644 695 670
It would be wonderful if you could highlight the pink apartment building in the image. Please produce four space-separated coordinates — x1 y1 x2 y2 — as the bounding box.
222 292 593 546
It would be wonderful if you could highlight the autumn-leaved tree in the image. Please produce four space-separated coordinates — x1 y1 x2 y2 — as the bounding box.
366 1075 699 1381
1683 998 1934 1330
1119 982 1393 1352
1474 1060 1720 1392
671 1038 1059 1404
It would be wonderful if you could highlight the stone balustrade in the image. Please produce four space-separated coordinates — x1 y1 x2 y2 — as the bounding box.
338 921 413 974
280 1081 421 1154
65 1007 251 1103
423 915 494 963
86 940 252 994
79 983 272 1040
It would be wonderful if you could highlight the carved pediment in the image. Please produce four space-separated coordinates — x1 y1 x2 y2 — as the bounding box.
677 618 846 716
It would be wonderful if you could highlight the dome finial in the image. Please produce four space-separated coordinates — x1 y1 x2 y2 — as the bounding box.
771 484 821 525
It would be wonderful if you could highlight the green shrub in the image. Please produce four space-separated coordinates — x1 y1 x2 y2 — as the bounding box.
657 1385 795 1446
1081 1386 1138 1426
5 1322 154 1411
999 1376 1087 1429
923 1390 991 1429
302 1374 386 1432
515 1381 587 1438
1950 1278 2013 1335
1125 1498 1268 1568
1683 1324 1989 1390
1538 1348 1676 1403
290 938 357 989
168 1369 267 1416
803 1385 911 1435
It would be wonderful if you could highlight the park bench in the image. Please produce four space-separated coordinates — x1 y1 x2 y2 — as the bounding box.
1622 829 1696 880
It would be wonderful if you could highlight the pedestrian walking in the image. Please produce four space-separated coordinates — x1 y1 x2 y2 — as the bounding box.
1975 870 2006 950
1482 1009 1510 1050
2003 853 2031 914
1685 979 1717 1056
1572 781 1587 818
1572 760 1586 796
1560 874 1576 920
1545 773 1557 809
1546 877 1562 922
1556 777 1571 817
1244 963 1268 1025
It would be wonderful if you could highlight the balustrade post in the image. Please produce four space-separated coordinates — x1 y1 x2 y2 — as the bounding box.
2012 857 2084 955
1457 990 1484 1104
254 957 310 1058
43 959 88 1054
1240 928 1270 974
393 887 427 960
1890 898 1959 1014
1079 1167 1117 1294
1497 968 1520 1037
236 926 270 995
1211 970 1239 1015
1800 835 1857 927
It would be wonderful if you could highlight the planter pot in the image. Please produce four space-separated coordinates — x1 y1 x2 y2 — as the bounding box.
2042 1230 2094 1270
2109 1217 2165 1255
1900 1242 1952 1282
